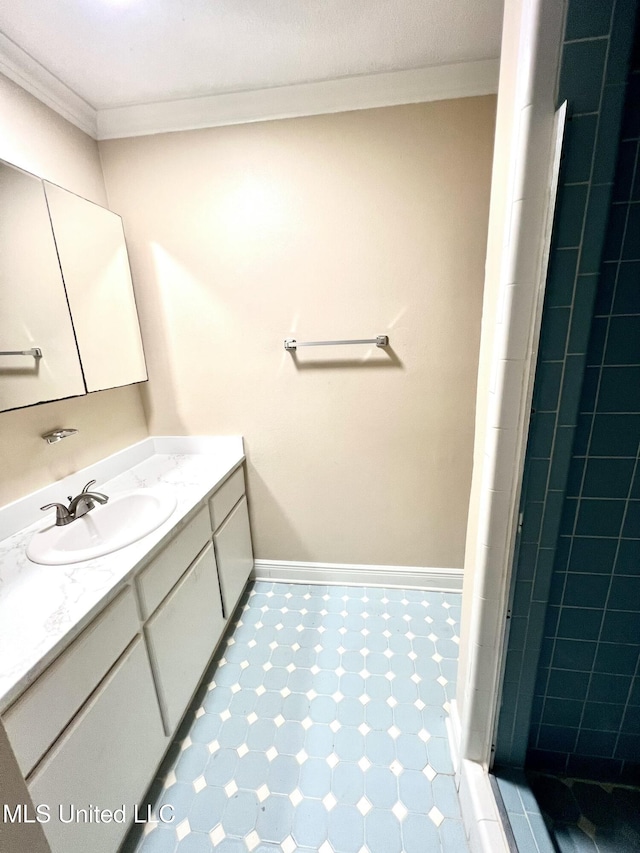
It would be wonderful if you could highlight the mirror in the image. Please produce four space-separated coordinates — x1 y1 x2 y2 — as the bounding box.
44 183 147 392
0 159 147 413
0 161 85 411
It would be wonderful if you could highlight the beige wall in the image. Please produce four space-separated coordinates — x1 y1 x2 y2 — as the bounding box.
100 98 495 567
0 74 148 507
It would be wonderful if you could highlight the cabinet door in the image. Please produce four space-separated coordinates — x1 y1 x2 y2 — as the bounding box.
28 638 166 853
44 182 147 392
0 161 85 411
214 496 254 618
145 543 225 735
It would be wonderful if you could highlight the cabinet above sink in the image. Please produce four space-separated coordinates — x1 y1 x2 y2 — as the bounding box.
0 158 147 412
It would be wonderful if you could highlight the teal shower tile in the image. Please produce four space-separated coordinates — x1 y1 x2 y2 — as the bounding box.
605 316 640 363
547 248 579 307
562 571 610 607
566 0 613 42
594 642 639 675
568 536 618 573
582 702 625 731
586 316 607 366
528 412 556 458
552 638 597 671
583 457 635 497
575 729 618 756
623 203 640 259
559 497 578 535
522 501 544 543
559 39 608 113
573 414 593 457
547 669 591 701
613 140 639 201
588 673 632 704
540 492 566 547
542 697 584 727
622 499 640 535
622 705 640 734
569 281 598 353
557 606 603 640
541 306 572 360
594 263 616 314
575 498 626 535
534 361 564 411
580 366 600 411
537 724 579 753
601 609 640 643
564 114 599 184
602 203 628 260
554 184 589 248
580 185 615 273
614 540 640 576
613 260 640 312
565 456 585 496
615 732 640 759
593 84 628 180
606 0 638 83
608 574 640 608
548 428 576 486
591 413 640 456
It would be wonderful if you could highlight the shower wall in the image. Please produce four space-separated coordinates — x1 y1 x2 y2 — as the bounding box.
527 43 640 780
494 0 639 782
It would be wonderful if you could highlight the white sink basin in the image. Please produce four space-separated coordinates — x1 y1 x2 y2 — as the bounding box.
27 487 177 565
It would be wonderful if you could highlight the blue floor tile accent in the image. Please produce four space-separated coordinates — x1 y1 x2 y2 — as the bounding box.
125 581 468 852
495 768 640 853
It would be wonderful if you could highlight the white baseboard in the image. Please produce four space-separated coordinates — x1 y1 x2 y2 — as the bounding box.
252 559 463 592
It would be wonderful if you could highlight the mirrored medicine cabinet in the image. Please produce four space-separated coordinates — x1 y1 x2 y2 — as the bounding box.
0 158 147 412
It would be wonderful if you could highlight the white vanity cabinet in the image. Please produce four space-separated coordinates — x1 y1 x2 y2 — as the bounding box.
145 543 224 734
0 457 255 853
29 638 165 853
210 467 254 618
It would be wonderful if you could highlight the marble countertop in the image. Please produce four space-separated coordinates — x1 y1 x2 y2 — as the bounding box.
0 436 244 714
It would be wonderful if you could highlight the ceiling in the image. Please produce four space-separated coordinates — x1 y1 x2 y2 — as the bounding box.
0 0 504 139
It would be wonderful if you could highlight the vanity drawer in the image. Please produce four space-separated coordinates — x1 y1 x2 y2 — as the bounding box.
136 505 211 618
29 637 166 853
4 586 139 777
209 465 245 530
145 542 224 734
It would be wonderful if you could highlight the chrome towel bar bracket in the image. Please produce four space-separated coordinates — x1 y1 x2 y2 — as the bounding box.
0 347 42 358
284 335 388 351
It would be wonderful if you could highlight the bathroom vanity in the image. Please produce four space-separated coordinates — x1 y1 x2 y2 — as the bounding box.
0 436 253 853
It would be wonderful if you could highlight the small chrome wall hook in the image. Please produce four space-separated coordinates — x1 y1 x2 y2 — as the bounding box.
42 428 79 445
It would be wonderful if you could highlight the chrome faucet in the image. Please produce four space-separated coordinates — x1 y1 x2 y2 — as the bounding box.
41 480 109 526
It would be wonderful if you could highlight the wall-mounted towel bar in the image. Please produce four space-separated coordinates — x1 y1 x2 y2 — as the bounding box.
0 347 42 358
284 335 388 351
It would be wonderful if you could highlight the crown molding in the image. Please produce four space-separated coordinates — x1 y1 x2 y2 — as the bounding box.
0 32 499 142
97 59 499 140
0 32 97 137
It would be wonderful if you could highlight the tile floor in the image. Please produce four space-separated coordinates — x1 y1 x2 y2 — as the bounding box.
527 772 640 853
125 581 469 853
